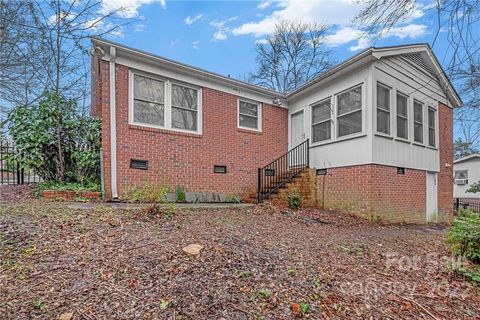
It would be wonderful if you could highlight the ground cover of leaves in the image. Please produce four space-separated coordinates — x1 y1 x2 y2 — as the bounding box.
1 197 479 319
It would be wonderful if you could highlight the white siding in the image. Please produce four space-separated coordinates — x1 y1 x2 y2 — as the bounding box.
288 66 372 169
454 158 480 199
371 55 441 172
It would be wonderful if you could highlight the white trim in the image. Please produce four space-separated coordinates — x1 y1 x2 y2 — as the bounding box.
128 70 203 135
237 98 262 132
454 153 480 164
109 46 118 199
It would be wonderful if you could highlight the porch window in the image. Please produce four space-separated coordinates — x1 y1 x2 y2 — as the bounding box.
171 83 198 131
414 100 423 143
337 85 362 137
311 98 331 143
238 99 261 131
376 83 390 134
396 92 408 139
428 107 436 147
133 74 165 127
455 170 468 185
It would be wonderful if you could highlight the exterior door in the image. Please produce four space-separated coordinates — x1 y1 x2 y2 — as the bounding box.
291 110 305 148
426 172 438 223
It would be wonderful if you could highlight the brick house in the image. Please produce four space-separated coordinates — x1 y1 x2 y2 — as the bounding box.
91 38 461 223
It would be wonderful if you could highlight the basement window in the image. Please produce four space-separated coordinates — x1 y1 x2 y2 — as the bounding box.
397 167 405 175
316 168 327 176
214 165 227 174
130 159 148 170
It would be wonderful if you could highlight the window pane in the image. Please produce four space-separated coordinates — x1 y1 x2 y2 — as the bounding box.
239 114 258 129
312 100 330 123
414 101 423 122
338 111 362 137
428 108 435 129
377 84 390 111
133 100 164 126
377 109 390 134
172 107 197 131
239 101 258 116
134 75 164 103
414 123 423 143
429 128 435 147
397 117 408 139
337 86 362 115
397 94 407 117
455 171 468 179
312 121 331 142
172 84 198 110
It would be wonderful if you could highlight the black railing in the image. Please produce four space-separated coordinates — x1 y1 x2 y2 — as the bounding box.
257 139 309 203
0 140 42 185
454 198 480 213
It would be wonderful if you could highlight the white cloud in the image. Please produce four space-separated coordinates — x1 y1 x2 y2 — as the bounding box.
255 39 269 44
209 17 237 41
257 0 273 9
100 0 166 19
192 41 200 49
185 14 203 26
232 0 427 51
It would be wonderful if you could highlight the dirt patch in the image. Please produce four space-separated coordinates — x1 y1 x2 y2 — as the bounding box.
0 184 36 205
0 202 479 319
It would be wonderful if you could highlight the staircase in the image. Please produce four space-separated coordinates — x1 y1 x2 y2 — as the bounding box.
257 139 309 203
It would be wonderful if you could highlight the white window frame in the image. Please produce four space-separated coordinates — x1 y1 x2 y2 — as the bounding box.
335 84 364 139
427 105 437 148
413 99 424 144
237 98 262 132
129 70 203 135
310 97 332 144
376 82 392 136
396 91 409 141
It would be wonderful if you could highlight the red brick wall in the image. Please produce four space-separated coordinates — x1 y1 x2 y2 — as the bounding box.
437 102 454 221
100 63 288 199
90 50 103 118
316 164 427 223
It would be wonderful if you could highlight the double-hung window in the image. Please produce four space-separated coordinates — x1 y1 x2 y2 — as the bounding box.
413 100 424 143
337 85 362 137
238 99 261 131
131 73 201 133
396 92 408 139
376 83 390 134
428 107 436 147
311 98 331 143
171 83 198 131
133 74 165 127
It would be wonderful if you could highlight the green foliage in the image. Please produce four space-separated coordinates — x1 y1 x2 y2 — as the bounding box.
251 288 272 301
227 193 242 203
300 302 310 314
33 181 100 197
238 270 252 278
7 91 100 184
175 186 186 202
286 188 303 210
287 268 297 276
159 300 170 310
467 181 480 194
30 299 46 311
165 203 179 219
447 210 480 263
125 182 169 203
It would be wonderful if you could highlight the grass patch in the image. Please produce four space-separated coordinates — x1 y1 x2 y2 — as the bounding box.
33 181 101 196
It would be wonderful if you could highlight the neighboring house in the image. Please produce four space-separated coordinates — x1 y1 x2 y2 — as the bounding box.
91 38 461 223
454 154 480 199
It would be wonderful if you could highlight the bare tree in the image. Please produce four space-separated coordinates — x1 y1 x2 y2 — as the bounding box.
249 20 333 93
354 0 480 151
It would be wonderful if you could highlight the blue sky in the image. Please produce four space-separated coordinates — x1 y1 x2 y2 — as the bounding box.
101 0 448 82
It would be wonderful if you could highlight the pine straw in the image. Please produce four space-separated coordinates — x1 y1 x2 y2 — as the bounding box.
0 201 479 319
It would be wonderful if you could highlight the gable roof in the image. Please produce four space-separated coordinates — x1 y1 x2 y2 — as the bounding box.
91 38 462 107
454 154 480 164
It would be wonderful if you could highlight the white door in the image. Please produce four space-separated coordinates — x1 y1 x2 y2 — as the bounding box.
426 172 438 223
291 110 305 147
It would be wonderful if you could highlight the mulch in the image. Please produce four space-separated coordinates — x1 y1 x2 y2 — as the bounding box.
0 201 479 319
0 184 36 205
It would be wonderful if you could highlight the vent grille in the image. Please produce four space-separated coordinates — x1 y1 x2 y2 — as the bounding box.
402 53 433 76
130 159 148 170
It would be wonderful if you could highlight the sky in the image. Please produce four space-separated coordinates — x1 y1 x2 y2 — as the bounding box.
99 0 449 83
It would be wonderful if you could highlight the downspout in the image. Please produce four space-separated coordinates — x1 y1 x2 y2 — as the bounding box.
109 46 118 199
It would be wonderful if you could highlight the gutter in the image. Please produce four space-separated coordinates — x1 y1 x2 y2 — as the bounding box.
109 46 118 199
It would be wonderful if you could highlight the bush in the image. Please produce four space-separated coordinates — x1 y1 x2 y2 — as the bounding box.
175 186 186 203
7 91 101 185
125 182 169 203
286 188 303 210
33 181 101 197
447 210 480 263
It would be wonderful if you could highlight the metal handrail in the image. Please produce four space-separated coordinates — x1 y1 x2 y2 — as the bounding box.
257 139 309 203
